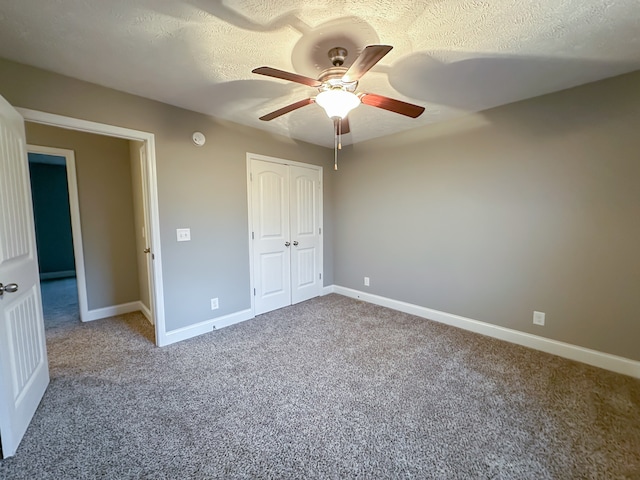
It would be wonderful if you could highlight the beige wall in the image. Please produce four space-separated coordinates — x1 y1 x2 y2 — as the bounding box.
335 70 640 361
26 123 140 310
3 55 638 362
0 57 335 331
129 140 150 312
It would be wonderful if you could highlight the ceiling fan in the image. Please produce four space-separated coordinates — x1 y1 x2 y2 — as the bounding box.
252 45 425 168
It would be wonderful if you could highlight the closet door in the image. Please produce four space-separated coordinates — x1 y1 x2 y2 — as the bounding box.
290 165 321 304
251 160 291 315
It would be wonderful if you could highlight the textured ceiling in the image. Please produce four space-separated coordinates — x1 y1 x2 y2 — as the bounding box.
1 0 639 147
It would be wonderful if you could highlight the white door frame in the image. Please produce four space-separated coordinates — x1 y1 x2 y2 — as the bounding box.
18 108 167 346
246 152 323 317
26 145 90 321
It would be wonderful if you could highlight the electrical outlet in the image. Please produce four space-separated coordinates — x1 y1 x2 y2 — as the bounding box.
364 277 370 286
533 311 545 326
176 228 191 242
211 298 219 310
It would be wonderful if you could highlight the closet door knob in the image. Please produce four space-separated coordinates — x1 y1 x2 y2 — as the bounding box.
293 241 299 246
285 242 290 247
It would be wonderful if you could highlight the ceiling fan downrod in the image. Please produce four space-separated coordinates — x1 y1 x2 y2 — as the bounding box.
328 47 348 67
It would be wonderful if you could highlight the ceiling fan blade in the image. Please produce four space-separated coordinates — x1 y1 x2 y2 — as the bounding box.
342 45 393 83
359 93 425 118
258 98 315 121
340 116 350 134
252 67 322 87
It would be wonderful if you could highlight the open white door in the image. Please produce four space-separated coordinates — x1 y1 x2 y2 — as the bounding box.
0 95 50 458
138 144 155 324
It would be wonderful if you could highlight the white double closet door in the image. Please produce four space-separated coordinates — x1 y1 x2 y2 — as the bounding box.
250 157 322 315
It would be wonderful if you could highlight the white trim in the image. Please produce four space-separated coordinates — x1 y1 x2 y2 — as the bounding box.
18 108 166 347
332 285 640 379
163 309 256 346
83 301 142 322
139 302 153 325
322 285 335 296
245 156 255 316
246 152 324 318
163 319 214 346
27 144 90 322
40 270 76 280
211 309 254 330
247 152 325 171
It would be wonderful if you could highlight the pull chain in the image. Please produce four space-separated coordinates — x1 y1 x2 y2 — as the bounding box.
333 117 339 170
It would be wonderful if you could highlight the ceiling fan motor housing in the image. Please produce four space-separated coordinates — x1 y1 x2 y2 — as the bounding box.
318 67 358 92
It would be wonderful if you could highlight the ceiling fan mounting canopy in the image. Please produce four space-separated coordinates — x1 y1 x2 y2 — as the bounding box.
328 47 348 67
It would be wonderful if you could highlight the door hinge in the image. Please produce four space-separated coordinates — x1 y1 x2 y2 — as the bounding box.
319 273 322 280
251 231 254 240
319 227 322 234
250 172 253 181
253 288 256 296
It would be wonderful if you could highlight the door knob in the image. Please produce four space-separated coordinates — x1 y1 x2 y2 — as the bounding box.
285 242 290 247
0 282 19 297
143 248 151 254
293 241 299 246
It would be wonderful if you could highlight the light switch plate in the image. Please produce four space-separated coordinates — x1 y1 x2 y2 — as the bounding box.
176 228 191 242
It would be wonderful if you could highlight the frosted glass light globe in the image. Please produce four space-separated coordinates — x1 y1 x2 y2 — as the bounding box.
316 90 360 119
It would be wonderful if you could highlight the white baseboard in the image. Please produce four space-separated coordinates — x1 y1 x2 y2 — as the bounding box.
322 285 335 296
163 318 215 346
82 301 142 322
139 302 153 325
162 309 255 347
211 308 254 330
40 270 75 280
332 285 640 379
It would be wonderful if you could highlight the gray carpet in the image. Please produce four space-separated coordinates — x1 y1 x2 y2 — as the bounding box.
1 291 639 479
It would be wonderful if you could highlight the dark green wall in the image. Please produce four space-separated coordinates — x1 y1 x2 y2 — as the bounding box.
28 154 75 276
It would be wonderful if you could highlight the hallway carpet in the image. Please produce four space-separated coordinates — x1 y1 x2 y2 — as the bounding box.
40 277 80 329
0 294 638 479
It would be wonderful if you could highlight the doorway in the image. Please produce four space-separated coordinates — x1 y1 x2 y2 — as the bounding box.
17 108 167 346
247 153 324 315
27 146 85 328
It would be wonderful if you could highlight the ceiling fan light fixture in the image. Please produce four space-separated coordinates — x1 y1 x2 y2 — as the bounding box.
316 90 360 119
